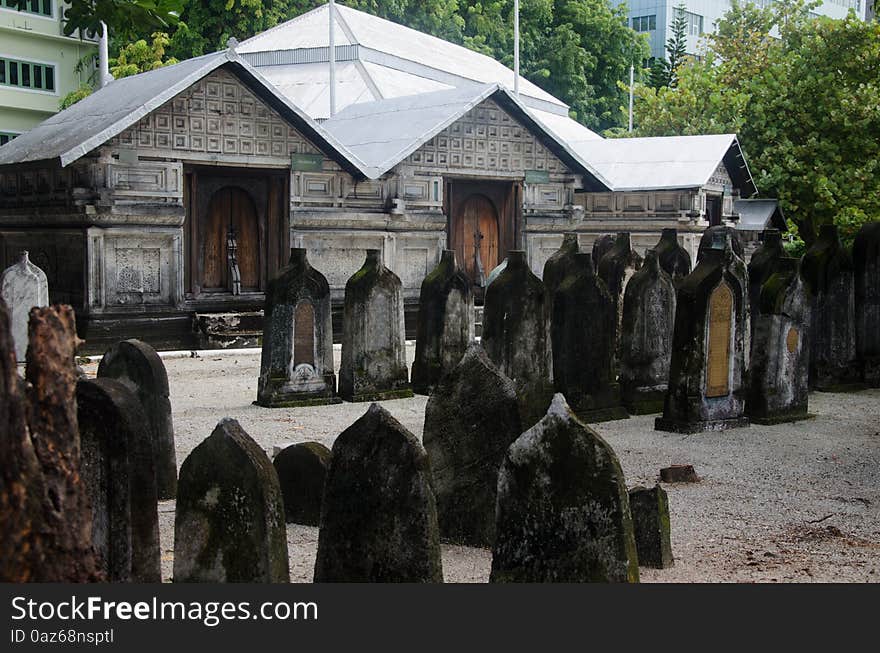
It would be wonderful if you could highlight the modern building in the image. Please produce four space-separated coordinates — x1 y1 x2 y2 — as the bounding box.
0 0 96 144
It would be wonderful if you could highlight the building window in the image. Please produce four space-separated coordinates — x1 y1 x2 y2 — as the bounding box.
677 9 704 37
0 132 19 146
0 0 52 17
632 15 657 32
0 58 56 91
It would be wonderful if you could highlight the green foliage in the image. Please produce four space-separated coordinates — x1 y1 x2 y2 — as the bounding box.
60 85 95 110
663 3 688 88
61 0 182 40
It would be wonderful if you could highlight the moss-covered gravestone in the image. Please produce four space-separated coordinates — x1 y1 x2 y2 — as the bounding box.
656 231 749 433
697 225 745 262
423 343 522 547
591 234 615 271
597 233 644 355
174 418 289 583
747 230 787 340
411 250 474 395
542 233 580 308
853 222 880 387
97 339 177 500
747 258 811 424
482 250 554 429
77 378 161 582
628 485 673 569
273 442 331 526
619 251 676 414
652 228 692 283
800 225 860 390
490 394 639 583
552 253 627 422
339 250 412 401
314 404 442 582
257 249 339 407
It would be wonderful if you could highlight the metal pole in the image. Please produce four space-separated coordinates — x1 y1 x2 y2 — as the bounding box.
329 0 337 117
514 0 520 97
628 63 634 132
99 21 112 88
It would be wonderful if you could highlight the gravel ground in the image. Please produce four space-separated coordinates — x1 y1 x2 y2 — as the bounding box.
82 346 880 583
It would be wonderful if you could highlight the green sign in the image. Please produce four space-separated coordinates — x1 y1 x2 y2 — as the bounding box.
291 153 324 172
524 169 550 184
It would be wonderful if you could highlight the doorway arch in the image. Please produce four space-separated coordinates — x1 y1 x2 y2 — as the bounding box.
454 193 500 284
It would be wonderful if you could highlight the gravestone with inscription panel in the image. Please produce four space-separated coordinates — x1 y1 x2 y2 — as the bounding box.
0 251 49 362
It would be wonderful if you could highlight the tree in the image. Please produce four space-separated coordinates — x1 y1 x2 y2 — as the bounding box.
60 0 182 41
663 3 688 88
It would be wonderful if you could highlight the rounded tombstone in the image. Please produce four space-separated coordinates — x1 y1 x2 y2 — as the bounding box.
542 233 580 304
652 228 692 282
697 225 745 263
273 442 331 526
747 229 786 318
591 234 615 272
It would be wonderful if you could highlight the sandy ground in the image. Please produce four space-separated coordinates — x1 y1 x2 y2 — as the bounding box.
81 346 880 583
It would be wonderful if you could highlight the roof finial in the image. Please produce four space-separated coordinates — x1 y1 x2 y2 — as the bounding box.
227 37 239 51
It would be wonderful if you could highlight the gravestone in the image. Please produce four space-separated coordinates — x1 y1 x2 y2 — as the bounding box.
697 225 745 262
0 251 49 362
273 442 331 526
747 230 786 334
411 250 474 395
174 418 289 583
551 253 627 422
490 394 639 583
482 250 554 428
628 485 674 569
619 250 676 414
597 233 644 351
339 250 412 401
77 378 160 582
542 233 580 308
423 343 522 547
652 228 692 282
800 224 860 390
591 234 615 271
853 222 880 386
656 231 750 433
257 248 339 407
97 339 177 500
314 404 442 582
747 257 811 423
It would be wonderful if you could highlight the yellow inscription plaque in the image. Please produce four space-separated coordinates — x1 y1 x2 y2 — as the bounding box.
786 327 799 354
706 282 733 398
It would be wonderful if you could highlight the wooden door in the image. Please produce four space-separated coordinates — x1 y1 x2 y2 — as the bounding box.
454 194 500 284
202 186 260 292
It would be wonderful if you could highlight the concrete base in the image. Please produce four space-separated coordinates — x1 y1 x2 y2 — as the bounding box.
340 387 414 403
654 415 750 434
575 405 630 424
622 388 666 416
254 396 343 409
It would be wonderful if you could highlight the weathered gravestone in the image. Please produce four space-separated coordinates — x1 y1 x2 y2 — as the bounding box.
339 250 412 401
542 233 580 308
411 250 474 395
598 233 644 349
423 343 522 547
619 250 676 414
490 394 639 583
800 224 860 390
552 253 627 422
591 234 615 271
314 404 442 582
853 222 880 386
656 231 749 433
174 418 289 582
697 225 745 262
628 485 674 569
77 378 161 582
273 442 331 526
98 339 177 500
652 228 692 282
482 250 554 428
747 257 811 424
0 251 49 362
257 248 339 407
747 229 787 340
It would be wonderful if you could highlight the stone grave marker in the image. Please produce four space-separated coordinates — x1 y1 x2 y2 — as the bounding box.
542 232 580 309
652 228 692 282
591 234 615 271
697 225 745 262
597 233 644 352
747 229 786 339
0 251 49 362
853 222 880 386
273 441 331 526
628 485 674 569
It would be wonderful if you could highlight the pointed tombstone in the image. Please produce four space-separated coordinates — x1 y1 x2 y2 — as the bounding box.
552 253 627 422
652 228 692 283
656 231 750 433
747 258 811 424
174 418 289 583
628 485 674 569
598 233 644 368
591 234 615 272
257 248 339 407
423 343 522 547
0 251 49 362
800 224 860 390
490 394 639 583
542 232 580 308
314 404 442 582
339 250 412 402
77 378 161 582
853 222 880 387
411 250 474 395
482 250 554 428
619 250 676 414
97 339 177 500
273 442 331 526
747 229 786 330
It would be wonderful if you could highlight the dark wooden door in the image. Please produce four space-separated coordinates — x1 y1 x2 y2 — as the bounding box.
707 195 722 227
202 186 260 291
455 194 500 283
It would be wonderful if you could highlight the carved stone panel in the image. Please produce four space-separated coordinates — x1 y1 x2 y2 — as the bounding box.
706 282 733 398
293 300 315 368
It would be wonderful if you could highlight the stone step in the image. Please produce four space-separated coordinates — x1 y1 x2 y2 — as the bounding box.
194 311 263 349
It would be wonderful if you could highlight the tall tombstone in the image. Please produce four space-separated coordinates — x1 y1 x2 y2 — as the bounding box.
853 222 880 387
77 378 161 582
591 234 615 271
490 394 639 583
656 231 750 433
697 225 745 262
257 248 339 407
652 228 692 283
411 250 474 395
747 258 811 424
314 404 442 582
174 418 289 583
747 230 786 330
598 233 644 335
0 251 49 362
552 253 627 422
482 250 554 428
423 343 522 547
339 250 412 401
97 339 177 500
800 224 860 390
619 250 676 414
273 442 331 526
542 232 580 307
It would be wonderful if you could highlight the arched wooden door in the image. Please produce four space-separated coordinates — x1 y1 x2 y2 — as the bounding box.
455 194 500 284
202 186 260 292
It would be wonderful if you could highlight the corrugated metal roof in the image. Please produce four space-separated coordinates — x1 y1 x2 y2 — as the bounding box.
734 199 785 231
